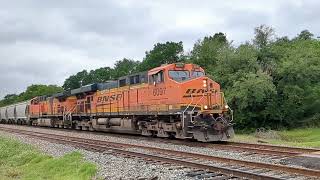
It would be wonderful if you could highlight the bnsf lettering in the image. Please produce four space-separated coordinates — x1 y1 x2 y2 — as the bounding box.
196 89 205 93
185 88 217 94
186 89 197 94
97 94 122 103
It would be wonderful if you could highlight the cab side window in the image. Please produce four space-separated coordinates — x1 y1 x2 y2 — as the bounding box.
129 75 140 85
191 71 205 78
149 71 164 84
119 79 126 87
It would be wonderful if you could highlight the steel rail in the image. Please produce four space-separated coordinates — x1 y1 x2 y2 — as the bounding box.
4 124 318 157
0 126 319 178
225 142 319 154
32 125 320 156
0 127 281 180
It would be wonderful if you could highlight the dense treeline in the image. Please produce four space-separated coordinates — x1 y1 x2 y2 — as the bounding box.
1 25 319 130
0 85 62 107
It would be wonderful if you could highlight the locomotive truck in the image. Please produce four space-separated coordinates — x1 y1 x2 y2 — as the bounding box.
0 63 234 142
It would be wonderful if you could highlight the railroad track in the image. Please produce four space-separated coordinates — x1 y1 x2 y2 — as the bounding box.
157 140 317 157
4 124 318 158
225 142 318 154
0 126 319 180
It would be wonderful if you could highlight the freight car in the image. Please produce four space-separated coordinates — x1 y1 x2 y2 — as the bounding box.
0 106 6 123
1 63 234 142
0 101 29 124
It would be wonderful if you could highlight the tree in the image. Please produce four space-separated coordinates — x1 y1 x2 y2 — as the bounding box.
62 70 89 90
0 85 63 107
88 67 114 83
113 58 140 78
191 32 229 69
253 25 275 49
253 25 277 75
3 94 18 100
22 84 63 100
0 94 18 107
207 43 259 88
256 47 278 75
296 30 314 40
138 41 184 71
274 39 320 127
227 72 277 129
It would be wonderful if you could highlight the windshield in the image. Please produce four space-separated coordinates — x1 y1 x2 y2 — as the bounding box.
191 71 205 78
169 70 190 82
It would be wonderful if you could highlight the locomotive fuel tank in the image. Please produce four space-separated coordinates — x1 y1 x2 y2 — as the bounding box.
97 118 121 126
37 118 53 127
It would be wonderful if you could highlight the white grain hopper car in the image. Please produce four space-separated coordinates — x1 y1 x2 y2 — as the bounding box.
0 101 30 124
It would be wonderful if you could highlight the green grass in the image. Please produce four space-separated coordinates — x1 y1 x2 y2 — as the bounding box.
233 128 320 148
0 136 97 180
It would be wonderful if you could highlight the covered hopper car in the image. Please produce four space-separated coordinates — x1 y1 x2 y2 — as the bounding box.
1 63 234 142
0 101 29 124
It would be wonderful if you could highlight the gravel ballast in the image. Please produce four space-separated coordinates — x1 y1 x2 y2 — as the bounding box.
0 124 295 165
0 124 314 179
0 130 194 180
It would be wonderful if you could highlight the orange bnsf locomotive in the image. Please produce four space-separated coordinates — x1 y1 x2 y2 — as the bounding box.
1 63 234 142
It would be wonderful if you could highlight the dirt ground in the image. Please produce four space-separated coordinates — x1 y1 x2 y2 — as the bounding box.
281 154 320 170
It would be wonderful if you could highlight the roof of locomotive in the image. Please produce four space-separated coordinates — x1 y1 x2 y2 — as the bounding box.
39 63 204 100
148 63 204 74
51 81 119 98
117 71 148 86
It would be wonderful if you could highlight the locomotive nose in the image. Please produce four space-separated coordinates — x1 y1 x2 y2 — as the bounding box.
188 77 234 142
193 77 221 110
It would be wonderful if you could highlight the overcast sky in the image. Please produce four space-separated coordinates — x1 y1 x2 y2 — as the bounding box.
0 0 319 98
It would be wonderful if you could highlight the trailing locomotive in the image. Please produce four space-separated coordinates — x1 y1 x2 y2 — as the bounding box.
0 63 234 142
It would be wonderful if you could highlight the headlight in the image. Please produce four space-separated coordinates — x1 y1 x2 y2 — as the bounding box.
225 105 229 109
203 80 207 87
204 105 208 109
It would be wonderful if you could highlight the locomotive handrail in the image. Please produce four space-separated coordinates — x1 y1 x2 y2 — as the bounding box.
190 94 205 124
63 104 77 124
223 94 233 122
182 93 194 128
191 93 205 112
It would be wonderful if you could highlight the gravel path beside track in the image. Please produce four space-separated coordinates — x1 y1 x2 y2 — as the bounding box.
0 124 303 168
0 130 193 179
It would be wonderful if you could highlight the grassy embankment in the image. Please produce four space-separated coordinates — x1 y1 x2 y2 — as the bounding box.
0 136 97 180
233 128 320 148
